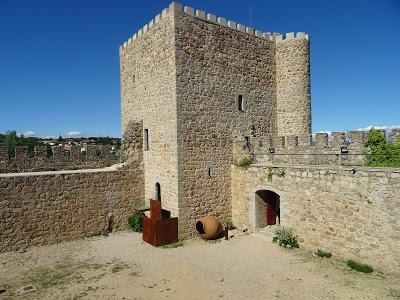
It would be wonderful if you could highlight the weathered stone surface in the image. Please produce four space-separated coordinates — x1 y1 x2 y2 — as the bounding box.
0 145 119 174
231 164 400 272
0 168 144 253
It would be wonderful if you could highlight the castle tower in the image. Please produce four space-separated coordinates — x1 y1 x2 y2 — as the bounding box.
275 33 311 136
120 2 312 238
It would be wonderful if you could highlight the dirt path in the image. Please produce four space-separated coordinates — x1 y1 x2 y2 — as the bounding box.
0 231 399 300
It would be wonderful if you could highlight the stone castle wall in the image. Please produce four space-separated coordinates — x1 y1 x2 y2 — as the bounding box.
0 144 119 173
174 4 279 237
119 7 180 217
234 128 400 166
0 168 144 253
231 164 400 272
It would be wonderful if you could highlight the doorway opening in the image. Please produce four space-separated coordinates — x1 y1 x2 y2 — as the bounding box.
255 190 280 227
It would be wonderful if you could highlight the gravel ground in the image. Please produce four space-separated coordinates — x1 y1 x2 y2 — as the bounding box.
0 230 399 300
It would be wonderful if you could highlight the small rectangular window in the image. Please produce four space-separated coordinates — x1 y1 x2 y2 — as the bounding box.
144 129 149 151
238 95 244 112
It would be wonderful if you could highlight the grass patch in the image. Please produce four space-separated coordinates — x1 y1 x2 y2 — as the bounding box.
314 249 332 258
161 240 184 249
208 238 223 244
27 259 83 288
111 262 128 273
389 288 400 298
346 260 373 273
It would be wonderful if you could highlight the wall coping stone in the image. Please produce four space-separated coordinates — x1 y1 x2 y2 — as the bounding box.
119 1 310 51
0 165 124 178
246 163 400 174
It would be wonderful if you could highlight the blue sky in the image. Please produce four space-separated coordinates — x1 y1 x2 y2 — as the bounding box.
0 0 399 138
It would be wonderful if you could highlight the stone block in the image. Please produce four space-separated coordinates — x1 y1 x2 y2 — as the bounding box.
286 32 295 40
195 10 205 19
316 133 328 148
332 132 346 146
255 30 263 37
184 6 194 15
207 13 216 22
246 27 254 35
237 24 245 32
227 20 236 29
217 17 227 26
169 2 182 12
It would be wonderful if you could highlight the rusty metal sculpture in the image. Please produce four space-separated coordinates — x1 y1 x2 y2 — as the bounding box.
142 200 178 247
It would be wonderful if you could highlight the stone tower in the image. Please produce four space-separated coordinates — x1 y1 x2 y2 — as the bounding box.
120 2 311 237
276 33 311 136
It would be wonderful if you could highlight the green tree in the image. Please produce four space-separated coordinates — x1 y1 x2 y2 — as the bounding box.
58 135 63 143
6 130 17 158
365 129 400 167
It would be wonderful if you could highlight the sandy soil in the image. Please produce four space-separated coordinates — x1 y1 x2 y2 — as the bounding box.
0 230 399 300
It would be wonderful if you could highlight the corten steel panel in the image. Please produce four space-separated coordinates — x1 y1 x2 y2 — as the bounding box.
150 200 162 221
142 216 156 245
142 217 178 247
154 218 178 247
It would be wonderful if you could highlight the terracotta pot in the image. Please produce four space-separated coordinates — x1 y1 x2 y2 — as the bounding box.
196 216 223 240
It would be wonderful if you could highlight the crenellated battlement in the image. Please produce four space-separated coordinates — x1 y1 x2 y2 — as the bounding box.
119 2 309 52
0 144 119 173
233 128 400 166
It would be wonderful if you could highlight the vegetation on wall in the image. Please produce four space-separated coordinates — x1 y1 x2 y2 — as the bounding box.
236 156 252 168
365 129 400 167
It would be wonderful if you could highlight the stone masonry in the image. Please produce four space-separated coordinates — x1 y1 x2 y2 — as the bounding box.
0 144 119 173
120 2 311 237
231 164 400 272
0 168 144 252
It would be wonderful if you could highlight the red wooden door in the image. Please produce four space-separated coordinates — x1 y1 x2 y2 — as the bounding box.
265 199 277 225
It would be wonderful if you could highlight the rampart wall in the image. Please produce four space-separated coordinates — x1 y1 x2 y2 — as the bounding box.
231 163 400 272
0 167 144 253
234 129 400 166
0 145 118 173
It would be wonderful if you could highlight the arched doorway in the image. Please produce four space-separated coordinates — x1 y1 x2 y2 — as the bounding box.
255 190 280 227
155 182 161 201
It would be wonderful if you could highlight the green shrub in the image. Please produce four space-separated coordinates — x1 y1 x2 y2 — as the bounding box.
128 211 142 232
236 156 252 168
315 249 332 258
346 260 373 273
272 226 299 248
365 128 400 167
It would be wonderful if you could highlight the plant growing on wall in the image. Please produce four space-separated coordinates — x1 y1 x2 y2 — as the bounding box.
277 169 286 178
365 128 400 167
236 156 252 168
267 167 273 181
266 167 285 181
272 225 299 248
